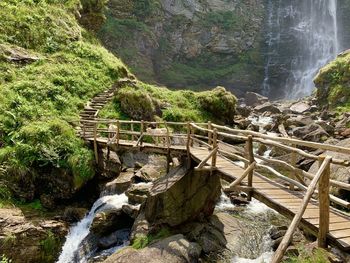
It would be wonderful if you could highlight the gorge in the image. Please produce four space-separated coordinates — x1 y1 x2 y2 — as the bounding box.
1 0 350 262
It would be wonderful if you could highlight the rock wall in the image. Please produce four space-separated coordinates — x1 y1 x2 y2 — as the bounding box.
98 0 265 96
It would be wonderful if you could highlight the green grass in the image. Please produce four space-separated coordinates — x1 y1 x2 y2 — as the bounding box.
131 227 171 249
99 83 237 124
0 0 129 203
283 247 330 263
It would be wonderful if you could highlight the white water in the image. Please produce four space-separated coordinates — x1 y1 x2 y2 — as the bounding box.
263 0 339 99
57 193 128 263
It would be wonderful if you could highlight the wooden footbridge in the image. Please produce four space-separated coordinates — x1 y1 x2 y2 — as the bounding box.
79 117 350 261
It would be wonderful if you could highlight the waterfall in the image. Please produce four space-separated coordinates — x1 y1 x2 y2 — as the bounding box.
262 0 339 99
57 193 129 263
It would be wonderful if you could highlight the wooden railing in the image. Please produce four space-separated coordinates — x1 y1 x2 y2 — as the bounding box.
81 118 350 259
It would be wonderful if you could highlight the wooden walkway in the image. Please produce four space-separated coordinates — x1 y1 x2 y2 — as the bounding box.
87 136 350 252
78 86 350 260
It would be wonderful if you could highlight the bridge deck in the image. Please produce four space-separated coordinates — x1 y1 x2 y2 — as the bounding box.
88 138 350 252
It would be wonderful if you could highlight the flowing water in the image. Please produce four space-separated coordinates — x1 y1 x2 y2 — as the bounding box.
263 0 339 99
57 193 129 263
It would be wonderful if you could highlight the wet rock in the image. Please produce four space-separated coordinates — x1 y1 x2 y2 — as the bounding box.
269 225 288 240
103 171 135 195
103 234 201 263
254 102 281 114
126 183 153 205
234 117 251 129
285 115 314 127
143 165 221 227
63 207 88 223
292 124 329 142
229 195 249 206
245 92 269 107
98 228 130 249
90 208 134 236
256 144 268 156
235 105 251 117
40 193 56 209
120 151 150 168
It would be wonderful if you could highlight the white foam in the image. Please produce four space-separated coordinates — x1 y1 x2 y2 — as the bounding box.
232 251 274 263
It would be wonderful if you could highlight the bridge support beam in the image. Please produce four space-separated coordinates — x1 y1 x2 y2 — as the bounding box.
318 156 330 248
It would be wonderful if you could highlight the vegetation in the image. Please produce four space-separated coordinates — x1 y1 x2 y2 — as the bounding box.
40 231 61 263
283 247 330 263
314 51 350 112
0 0 129 203
99 83 237 124
131 227 171 249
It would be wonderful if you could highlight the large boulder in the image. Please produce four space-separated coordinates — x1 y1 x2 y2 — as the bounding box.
292 124 329 142
0 208 67 263
103 234 201 263
245 92 269 107
254 102 281 114
126 183 153 205
143 165 221 227
309 138 350 200
98 149 122 179
102 171 135 195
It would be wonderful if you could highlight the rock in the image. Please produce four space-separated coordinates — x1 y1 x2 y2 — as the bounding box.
316 120 335 135
98 228 130 249
341 128 350 138
234 117 251 130
102 171 135 195
292 124 329 142
285 115 314 127
269 225 288 240
229 195 249 206
103 234 201 263
256 144 268 156
98 149 122 179
0 43 40 64
90 208 134 236
122 204 140 219
290 102 311 113
143 165 221 227
184 212 243 254
254 102 281 114
40 193 55 209
63 207 88 222
135 164 163 182
285 246 299 257
245 92 269 107
0 208 67 263
130 212 150 242
120 150 149 169
309 138 350 199
235 105 251 117
126 183 153 205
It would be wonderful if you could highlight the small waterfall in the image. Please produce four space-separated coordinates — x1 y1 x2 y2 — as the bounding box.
57 193 128 263
262 0 339 99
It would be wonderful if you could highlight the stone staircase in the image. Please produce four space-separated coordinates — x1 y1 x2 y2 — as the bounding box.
79 78 137 138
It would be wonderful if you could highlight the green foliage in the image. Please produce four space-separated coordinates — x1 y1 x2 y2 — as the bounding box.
201 11 240 31
132 228 171 249
0 254 12 263
0 0 128 200
315 52 350 111
133 0 160 19
40 231 61 263
79 0 109 31
100 82 236 124
283 247 330 263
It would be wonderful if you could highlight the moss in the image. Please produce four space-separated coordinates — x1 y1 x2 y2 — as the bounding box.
0 255 12 263
131 227 171 249
314 51 350 111
39 231 61 263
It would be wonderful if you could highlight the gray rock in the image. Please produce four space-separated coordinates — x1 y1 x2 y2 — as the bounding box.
103 171 135 195
292 124 329 142
103 234 201 263
254 102 281 114
290 102 311 113
245 92 269 107
126 183 153 205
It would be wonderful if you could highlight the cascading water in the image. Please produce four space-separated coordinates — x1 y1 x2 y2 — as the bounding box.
57 193 129 263
262 0 339 99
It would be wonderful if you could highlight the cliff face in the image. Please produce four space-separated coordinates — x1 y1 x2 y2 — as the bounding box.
98 0 265 95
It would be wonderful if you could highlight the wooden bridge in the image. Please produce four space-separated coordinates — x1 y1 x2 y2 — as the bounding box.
80 116 350 261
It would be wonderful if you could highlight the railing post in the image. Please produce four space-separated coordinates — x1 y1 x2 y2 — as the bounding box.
211 128 218 167
93 122 98 163
131 120 135 141
186 122 191 168
116 120 120 146
246 135 254 201
208 121 212 145
165 121 171 173
318 156 330 248
82 121 86 137
190 123 194 147
140 120 144 146
290 144 297 191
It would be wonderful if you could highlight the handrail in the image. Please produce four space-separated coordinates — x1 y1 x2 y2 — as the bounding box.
271 156 332 263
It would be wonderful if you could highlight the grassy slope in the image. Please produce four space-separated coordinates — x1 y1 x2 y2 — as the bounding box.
0 0 129 202
314 51 350 112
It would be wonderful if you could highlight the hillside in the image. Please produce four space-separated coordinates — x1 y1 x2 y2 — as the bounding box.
0 0 237 206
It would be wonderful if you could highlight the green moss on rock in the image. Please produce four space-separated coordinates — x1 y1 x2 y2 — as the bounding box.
314 50 350 111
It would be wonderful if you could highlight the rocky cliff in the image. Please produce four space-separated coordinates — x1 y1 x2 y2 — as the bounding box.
98 0 265 95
